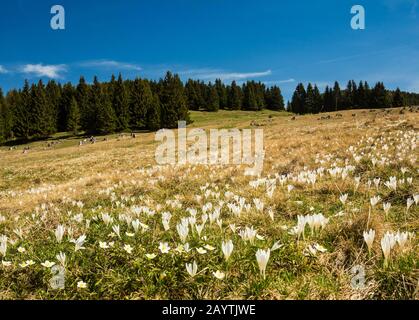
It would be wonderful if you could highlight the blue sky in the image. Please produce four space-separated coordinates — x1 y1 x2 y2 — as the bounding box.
0 0 418 101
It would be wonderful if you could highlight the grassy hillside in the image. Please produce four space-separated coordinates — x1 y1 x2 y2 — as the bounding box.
0 108 417 299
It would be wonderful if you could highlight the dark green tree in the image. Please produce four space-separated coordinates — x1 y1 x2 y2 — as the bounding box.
112 74 130 131
67 96 81 135
206 83 220 112
392 88 404 108
159 71 190 128
228 81 242 110
290 83 306 114
31 80 55 137
332 81 341 111
215 79 228 109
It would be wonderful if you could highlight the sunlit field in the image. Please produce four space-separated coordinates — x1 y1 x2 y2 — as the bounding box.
0 108 417 300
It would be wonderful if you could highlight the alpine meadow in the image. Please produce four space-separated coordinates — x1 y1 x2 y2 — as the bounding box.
0 0 418 303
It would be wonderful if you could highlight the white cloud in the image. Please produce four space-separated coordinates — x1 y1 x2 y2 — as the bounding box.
265 78 295 85
79 59 142 71
178 68 272 81
21 64 67 78
0 65 8 74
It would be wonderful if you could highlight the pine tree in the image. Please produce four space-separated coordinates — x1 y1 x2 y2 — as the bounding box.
31 80 55 137
312 85 323 113
159 71 190 128
392 88 404 108
0 88 5 142
215 79 228 109
371 82 391 108
206 83 220 112
45 80 61 133
243 82 258 111
76 76 91 132
185 79 200 111
323 86 334 112
130 79 155 129
58 83 75 132
92 77 116 134
146 93 161 131
305 83 315 114
67 97 80 135
112 74 130 131
12 81 31 139
290 83 306 114
332 81 341 111
265 86 284 110
228 81 242 110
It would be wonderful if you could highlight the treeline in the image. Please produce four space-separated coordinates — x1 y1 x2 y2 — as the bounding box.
185 79 284 112
0 72 284 143
289 80 419 114
1 73 418 143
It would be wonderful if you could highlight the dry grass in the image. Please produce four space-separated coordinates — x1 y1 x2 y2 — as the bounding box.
0 108 417 299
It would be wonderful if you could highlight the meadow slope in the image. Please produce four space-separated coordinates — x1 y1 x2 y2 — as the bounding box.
0 108 417 299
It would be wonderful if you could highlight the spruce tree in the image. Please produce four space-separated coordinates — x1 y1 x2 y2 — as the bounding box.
312 85 323 113
392 88 404 108
228 81 242 110
243 82 258 111
12 81 31 139
290 83 306 114
76 76 92 132
31 80 55 137
206 83 220 112
130 79 154 129
67 96 81 135
58 83 75 132
159 71 189 128
305 83 315 114
92 77 116 134
112 74 130 131
332 81 341 111
0 88 5 142
146 93 161 131
266 86 285 110
215 79 228 109
323 86 334 112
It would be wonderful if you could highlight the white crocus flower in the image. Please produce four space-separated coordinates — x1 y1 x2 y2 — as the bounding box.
406 198 414 211
145 253 157 260
383 202 391 217
74 235 87 251
221 240 234 261
176 222 189 243
381 232 397 266
123 244 133 254
370 196 381 207
159 242 170 254
363 229 375 253
213 270 225 280
185 261 198 278
256 249 270 279
56 252 66 266
112 225 121 239
0 238 7 257
54 225 65 243
339 194 348 205
41 260 56 268
132 219 140 233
